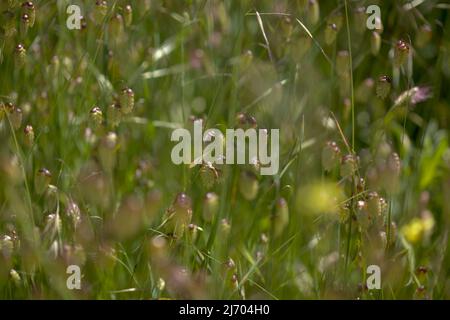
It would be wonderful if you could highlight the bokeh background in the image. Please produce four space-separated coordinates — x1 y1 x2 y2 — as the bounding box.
0 0 449 299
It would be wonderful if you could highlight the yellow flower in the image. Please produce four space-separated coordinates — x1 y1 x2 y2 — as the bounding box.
401 213 434 244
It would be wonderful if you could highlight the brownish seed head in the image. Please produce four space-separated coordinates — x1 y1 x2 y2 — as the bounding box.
38 168 52 178
91 106 101 114
396 40 409 52
379 75 391 83
16 44 25 52
174 192 192 209
24 124 33 134
22 1 34 9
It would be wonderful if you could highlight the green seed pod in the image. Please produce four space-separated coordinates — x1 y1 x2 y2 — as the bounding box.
336 50 350 77
99 132 117 171
203 192 219 223
290 32 312 63
0 235 14 257
225 257 236 271
383 152 401 194
187 223 199 243
322 141 341 171
366 191 382 223
273 197 289 238
416 24 432 48
120 87 134 114
329 11 343 30
107 102 122 127
240 50 253 70
165 192 193 239
376 75 391 99
371 31 381 56
94 0 108 24
8 0 19 8
80 16 87 30
109 14 124 44
15 44 26 67
0 103 4 121
21 2 35 26
324 23 338 45
45 184 58 212
307 0 320 26
10 107 22 130
239 171 259 201
200 164 218 189
354 7 366 34
2 11 17 38
280 16 293 40
394 39 409 67
23 124 34 147
219 218 231 237
340 154 357 177
235 112 257 129
357 177 366 194
355 78 374 103
20 13 30 36
124 5 133 27
386 221 397 247
66 199 81 228
35 168 51 194
356 200 370 229
10 269 21 286
90 106 103 128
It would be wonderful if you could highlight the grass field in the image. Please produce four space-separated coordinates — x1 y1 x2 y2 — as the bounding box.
0 0 449 299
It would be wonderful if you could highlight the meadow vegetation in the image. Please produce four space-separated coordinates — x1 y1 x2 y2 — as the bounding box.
0 0 449 299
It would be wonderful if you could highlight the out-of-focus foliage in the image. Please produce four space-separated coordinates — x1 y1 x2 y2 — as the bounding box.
0 0 449 299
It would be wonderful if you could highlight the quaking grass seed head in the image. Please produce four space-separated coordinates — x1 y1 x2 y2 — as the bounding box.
2 11 17 38
21 2 35 26
322 141 341 171
23 124 34 146
15 44 26 67
124 4 133 27
273 197 289 238
90 106 103 128
203 192 219 223
376 75 391 99
10 107 22 130
394 39 410 67
290 31 312 63
324 23 338 45
99 132 118 171
336 50 350 77
199 163 218 189
93 1 108 23
165 192 193 239
307 0 320 26
35 168 51 194
119 87 134 114
280 16 293 40
340 154 357 177
240 50 253 70
371 31 381 56
107 102 122 127
8 0 19 9
416 24 432 48
20 13 30 35
366 191 382 221
239 170 259 201
109 14 124 42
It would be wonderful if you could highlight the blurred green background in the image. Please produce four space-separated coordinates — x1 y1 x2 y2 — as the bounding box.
0 0 449 299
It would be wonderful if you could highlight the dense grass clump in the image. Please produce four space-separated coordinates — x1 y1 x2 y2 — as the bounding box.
0 0 449 299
